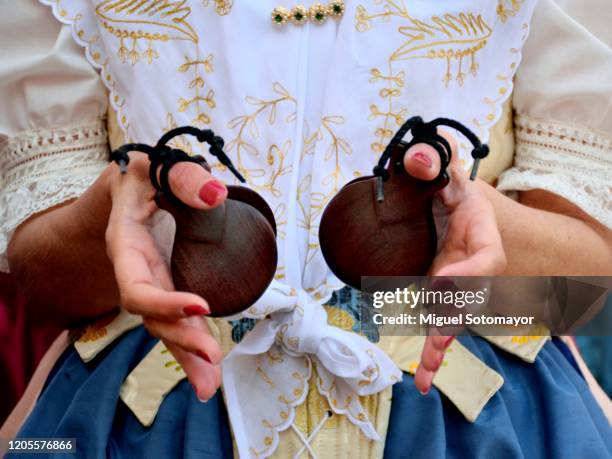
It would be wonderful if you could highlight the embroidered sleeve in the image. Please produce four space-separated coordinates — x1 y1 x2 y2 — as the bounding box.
0 120 109 272
0 1 109 272
498 0 612 228
497 116 611 228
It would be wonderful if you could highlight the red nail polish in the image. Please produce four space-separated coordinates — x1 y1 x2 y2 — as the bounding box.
431 277 454 291
413 152 432 168
199 180 226 205
419 387 430 396
183 304 209 316
197 350 213 364
443 336 455 348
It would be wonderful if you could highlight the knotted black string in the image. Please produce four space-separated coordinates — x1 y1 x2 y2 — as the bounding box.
372 116 489 201
109 126 245 205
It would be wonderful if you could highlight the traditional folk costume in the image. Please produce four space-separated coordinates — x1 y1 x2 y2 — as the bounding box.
1 0 611 457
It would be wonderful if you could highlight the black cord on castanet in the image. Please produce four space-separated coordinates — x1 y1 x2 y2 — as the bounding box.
372 116 489 202
109 127 245 205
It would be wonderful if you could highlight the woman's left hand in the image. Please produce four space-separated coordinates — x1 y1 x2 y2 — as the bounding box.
403 131 507 394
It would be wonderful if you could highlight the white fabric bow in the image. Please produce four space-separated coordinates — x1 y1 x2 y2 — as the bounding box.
222 282 402 458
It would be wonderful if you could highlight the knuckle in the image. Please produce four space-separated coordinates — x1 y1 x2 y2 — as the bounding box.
438 129 458 153
143 319 161 338
197 387 217 402
207 344 224 365
180 329 201 351
104 224 118 255
496 251 508 274
421 354 438 372
169 163 202 197
119 290 139 313
129 155 151 176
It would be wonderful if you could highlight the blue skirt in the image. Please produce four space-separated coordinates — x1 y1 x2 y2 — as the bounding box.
10 325 612 458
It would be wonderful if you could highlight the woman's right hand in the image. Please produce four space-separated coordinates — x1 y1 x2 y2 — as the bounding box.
104 153 228 401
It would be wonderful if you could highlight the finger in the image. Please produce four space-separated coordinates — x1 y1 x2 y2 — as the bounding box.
437 129 459 167
403 143 441 181
414 335 455 394
436 208 506 277
435 247 506 277
144 317 223 365
148 248 175 291
113 246 210 319
106 211 211 320
166 162 228 210
418 335 454 372
414 366 435 395
166 341 222 402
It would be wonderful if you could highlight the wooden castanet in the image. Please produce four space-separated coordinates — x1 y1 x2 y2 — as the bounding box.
319 116 488 290
319 141 448 290
110 126 279 317
157 186 277 317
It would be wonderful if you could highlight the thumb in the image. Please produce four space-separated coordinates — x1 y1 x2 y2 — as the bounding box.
166 161 228 210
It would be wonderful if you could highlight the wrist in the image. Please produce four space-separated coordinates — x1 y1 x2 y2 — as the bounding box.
67 163 116 239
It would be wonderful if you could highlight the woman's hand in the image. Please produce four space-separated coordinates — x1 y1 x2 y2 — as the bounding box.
403 132 506 394
104 154 228 401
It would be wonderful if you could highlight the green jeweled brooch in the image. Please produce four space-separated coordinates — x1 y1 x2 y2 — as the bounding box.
271 0 345 26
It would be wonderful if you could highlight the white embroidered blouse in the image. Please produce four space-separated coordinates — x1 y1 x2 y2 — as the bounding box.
0 0 610 457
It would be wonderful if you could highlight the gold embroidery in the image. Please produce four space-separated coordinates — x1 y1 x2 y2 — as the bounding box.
96 0 198 60
302 115 351 265
496 0 524 23
160 347 184 372
272 203 288 240
178 50 215 125
202 0 233 15
471 23 529 138
295 367 339 433
226 83 297 194
96 1 217 127
250 368 310 458
75 312 117 343
511 335 544 345
356 1 493 153
256 355 276 388
274 264 287 280
163 113 195 154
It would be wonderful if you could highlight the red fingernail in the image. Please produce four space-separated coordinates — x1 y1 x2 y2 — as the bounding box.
443 336 455 348
183 304 209 316
431 277 455 291
419 387 430 396
413 152 432 168
196 350 213 364
199 180 226 205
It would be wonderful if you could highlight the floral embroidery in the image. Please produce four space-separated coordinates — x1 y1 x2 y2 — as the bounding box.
496 0 524 23
95 0 216 128
202 0 233 16
226 83 297 194
74 313 117 343
95 0 198 64
356 1 493 153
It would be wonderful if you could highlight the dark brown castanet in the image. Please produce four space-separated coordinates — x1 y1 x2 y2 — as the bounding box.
157 185 278 317
319 142 448 290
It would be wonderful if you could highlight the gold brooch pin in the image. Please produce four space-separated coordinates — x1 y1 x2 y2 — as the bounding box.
271 0 345 26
